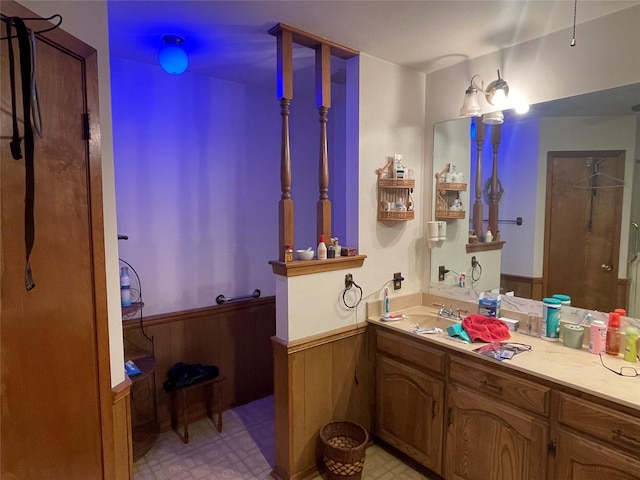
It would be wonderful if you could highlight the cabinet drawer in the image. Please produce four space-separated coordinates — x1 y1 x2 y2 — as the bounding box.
558 393 640 453
376 329 445 375
449 356 550 416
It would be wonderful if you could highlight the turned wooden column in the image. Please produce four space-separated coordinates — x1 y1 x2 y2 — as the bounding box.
316 44 332 245
276 28 294 261
488 124 502 238
473 119 485 237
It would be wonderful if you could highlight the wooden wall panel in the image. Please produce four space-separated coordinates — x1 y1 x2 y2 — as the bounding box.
500 274 543 300
112 379 133 480
272 324 371 480
123 298 275 431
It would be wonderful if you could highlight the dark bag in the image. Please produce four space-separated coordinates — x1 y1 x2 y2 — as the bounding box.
162 362 219 392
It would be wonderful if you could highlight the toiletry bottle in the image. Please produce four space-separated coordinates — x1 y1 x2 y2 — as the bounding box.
383 286 390 315
317 234 327 260
623 327 638 362
120 266 131 307
485 226 493 243
589 320 607 354
605 312 621 356
284 244 293 262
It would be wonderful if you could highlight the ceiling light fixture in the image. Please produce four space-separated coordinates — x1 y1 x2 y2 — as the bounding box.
158 34 188 75
459 70 522 125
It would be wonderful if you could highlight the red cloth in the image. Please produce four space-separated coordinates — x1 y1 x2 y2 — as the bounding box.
462 314 511 343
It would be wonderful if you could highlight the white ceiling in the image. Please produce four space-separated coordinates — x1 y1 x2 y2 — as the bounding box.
107 0 639 88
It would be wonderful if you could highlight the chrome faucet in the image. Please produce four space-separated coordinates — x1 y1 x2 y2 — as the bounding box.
433 304 468 321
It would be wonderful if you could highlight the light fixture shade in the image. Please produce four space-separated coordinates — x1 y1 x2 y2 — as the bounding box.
485 70 509 108
459 87 482 117
159 35 188 75
482 110 504 125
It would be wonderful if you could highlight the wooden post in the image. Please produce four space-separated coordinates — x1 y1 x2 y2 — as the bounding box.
316 44 332 245
276 29 294 261
489 124 501 239
473 119 485 237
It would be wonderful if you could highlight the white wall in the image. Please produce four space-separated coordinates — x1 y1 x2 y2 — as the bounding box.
280 54 426 341
18 0 124 387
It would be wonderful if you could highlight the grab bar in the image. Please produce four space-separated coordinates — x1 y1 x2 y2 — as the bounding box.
630 222 638 263
216 289 261 305
482 217 523 225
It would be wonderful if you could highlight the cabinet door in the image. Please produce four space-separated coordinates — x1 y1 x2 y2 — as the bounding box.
556 430 640 480
375 354 444 474
445 384 548 480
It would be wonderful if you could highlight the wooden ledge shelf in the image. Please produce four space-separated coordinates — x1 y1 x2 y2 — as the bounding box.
270 255 367 277
466 240 506 253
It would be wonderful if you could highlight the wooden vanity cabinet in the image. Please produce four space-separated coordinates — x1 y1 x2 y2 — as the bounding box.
555 393 640 479
445 357 550 480
373 330 445 474
371 324 639 480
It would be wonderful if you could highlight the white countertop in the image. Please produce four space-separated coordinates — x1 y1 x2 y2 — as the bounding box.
369 305 640 412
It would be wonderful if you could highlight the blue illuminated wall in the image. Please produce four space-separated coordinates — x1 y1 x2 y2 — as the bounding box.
111 57 283 315
111 57 349 316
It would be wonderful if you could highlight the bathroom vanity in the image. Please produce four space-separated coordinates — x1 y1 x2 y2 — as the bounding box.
368 303 640 480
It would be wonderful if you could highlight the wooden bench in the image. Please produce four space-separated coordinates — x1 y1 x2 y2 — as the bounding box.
169 374 225 444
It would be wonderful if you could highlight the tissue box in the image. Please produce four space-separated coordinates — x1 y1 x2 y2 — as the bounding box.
478 293 501 318
498 317 519 332
341 247 358 257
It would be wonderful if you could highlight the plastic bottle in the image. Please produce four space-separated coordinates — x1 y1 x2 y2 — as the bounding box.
589 320 607 354
284 244 294 263
541 297 562 341
605 312 621 356
317 234 327 260
485 226 493 243
383 286 390 315
623 327 638 362
120 266 132 307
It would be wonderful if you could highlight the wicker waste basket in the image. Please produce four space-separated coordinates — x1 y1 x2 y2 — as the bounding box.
320 421 369 480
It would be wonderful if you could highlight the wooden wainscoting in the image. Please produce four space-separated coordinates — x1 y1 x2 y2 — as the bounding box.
500 274 543 300
123 297 276 431
272 323 371 480
112 378 133 480
617 277 630 312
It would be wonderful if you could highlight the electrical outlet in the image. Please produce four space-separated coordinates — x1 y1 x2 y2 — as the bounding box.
393 272 404 290
438 266 447 282
345 273 353 289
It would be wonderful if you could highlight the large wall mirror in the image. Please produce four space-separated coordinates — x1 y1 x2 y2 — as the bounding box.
433 83 640 315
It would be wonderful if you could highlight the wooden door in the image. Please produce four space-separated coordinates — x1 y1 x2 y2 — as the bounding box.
555 430 640 480
375 354 444 474
445 384 548 480
544 151 625 311
1 4 114 479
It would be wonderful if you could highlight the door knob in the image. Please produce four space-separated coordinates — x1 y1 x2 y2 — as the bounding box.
601 264 613 271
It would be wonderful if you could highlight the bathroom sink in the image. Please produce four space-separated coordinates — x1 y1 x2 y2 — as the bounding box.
405 313 459 330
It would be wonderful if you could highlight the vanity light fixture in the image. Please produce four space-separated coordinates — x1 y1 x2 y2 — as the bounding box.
158 34 188 75
459 70 522 124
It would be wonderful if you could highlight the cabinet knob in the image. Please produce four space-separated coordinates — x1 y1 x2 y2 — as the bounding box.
601 264 613 271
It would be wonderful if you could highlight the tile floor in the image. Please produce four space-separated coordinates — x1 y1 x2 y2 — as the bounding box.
134 395 431 480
